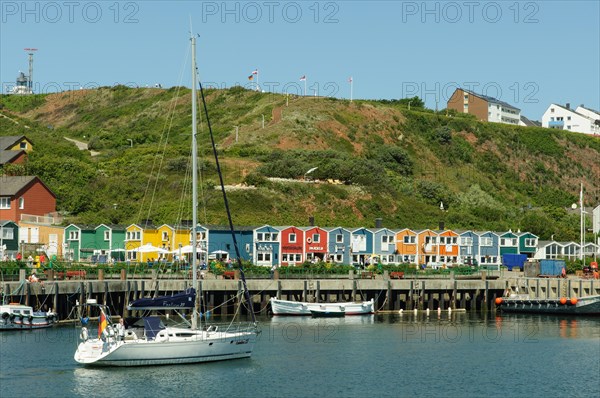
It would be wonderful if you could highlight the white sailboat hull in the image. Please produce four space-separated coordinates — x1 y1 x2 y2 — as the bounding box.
75 326 257 367
270 298 375 316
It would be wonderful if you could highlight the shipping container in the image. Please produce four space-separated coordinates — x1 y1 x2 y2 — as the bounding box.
539 259 566 276
502 254 528 271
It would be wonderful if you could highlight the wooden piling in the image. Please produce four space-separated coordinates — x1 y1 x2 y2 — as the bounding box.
316 281 320 303
103 281 109 306
452 279 457 310
123 281 131 318
408 281 414 310
386 281 392 311
53 283 59 312
26 282 31 306
79 282 85 305
303 280 308 302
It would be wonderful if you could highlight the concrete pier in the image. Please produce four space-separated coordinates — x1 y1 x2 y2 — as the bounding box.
3 276 598 321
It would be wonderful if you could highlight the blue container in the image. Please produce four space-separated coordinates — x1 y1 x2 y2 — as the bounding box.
539 259 565 276
502 254 528 271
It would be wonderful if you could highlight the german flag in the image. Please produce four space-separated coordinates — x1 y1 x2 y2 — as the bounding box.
248 75 254 81
97 311 107 338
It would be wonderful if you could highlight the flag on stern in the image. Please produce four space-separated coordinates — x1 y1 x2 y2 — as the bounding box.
98 311 107 338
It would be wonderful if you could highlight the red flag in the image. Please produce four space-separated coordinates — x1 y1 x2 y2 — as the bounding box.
299 75 306 81
252 69 258 75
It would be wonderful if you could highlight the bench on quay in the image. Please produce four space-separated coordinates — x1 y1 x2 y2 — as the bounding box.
222 271 236 280
66 270 87 280
361 271 374 279
390 271 404 279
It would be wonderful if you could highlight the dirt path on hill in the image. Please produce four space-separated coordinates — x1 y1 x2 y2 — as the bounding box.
64 137 100 156
271 106 283 125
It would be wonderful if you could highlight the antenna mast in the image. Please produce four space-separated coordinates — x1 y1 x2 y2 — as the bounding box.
24 48 38 92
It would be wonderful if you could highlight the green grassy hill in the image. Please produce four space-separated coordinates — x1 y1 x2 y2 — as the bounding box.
1 86 598 242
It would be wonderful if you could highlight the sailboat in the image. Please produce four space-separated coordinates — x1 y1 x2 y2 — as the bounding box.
74 36 259 366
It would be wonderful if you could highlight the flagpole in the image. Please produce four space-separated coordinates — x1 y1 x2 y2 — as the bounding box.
304 78 307 96
256 69 259 92
350 77 353 102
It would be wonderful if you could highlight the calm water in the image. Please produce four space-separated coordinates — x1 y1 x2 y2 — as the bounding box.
1 313 599 398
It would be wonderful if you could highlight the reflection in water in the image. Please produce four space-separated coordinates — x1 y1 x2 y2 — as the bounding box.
2 314 599 398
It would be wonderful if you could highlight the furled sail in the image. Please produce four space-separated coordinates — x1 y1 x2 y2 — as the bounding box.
127 288 196 310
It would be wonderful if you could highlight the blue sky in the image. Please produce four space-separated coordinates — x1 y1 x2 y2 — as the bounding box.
1 0 599 120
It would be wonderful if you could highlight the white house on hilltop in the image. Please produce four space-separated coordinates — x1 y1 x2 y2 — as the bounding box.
541 103 600 136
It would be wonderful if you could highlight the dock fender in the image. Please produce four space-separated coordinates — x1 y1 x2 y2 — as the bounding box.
80 327 89 341
27 315 33 322
1 312 8 320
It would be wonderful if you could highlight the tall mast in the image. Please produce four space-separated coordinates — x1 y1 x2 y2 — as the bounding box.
191 36 199 329
580 183 584 261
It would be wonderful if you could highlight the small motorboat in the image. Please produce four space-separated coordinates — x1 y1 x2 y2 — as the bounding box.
0 303 58 330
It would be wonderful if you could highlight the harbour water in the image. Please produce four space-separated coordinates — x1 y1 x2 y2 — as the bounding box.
1 313 598 398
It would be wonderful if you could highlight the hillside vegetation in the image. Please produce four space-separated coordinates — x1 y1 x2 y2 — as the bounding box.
1 86 599 242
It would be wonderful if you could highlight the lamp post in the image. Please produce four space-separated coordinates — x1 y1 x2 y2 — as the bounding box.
408 100 412 111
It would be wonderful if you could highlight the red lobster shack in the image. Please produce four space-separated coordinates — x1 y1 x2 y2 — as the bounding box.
279 226 305 266
302 226 328 262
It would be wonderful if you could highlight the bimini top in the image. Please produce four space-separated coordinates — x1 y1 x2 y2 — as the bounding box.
127 288 196 310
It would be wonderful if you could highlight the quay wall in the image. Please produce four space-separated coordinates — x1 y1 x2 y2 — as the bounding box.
2 272 598 321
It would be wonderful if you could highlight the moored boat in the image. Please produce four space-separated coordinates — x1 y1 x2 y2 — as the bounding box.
497 294 600 315
73 34 259 367
74 300 257 366
0 303 58 330
270 297 374 316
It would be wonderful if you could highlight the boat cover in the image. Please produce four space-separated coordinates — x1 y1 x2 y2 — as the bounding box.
143 317 165 340
127 288 196 310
